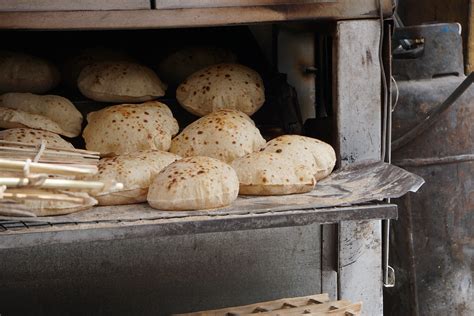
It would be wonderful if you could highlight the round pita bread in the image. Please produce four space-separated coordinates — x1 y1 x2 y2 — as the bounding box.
78 61 167 103
0 93 83 137
147 156 239 211
176 63 264 116
83 101 179 155
157 46 237 86
62 48 133 88
170 109 266 163
0 128 74 150
6 189 97 216
231 151 316 195
0 50 60 94
262 135 336 180
82 150 181 205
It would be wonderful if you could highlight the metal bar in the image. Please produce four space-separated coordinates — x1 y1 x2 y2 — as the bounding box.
393 154 474 167
0 204 398 247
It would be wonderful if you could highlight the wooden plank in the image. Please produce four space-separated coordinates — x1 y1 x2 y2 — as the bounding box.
0 0 393 30
333 20 383 315
175 294 330 315
155 0 333 9
0 0 151 11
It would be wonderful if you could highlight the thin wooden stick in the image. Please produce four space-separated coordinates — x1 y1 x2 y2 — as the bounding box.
0 177 109 190
0 140 100 156
0 146 99 159
3 191 85 203
0 159 97 176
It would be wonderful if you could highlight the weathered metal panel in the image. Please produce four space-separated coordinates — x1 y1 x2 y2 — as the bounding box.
333 20 382 166
0 225 321 315
333 20 384 315
387 76 474 316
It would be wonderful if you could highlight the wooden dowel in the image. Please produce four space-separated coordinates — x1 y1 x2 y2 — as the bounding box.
3 191 85 203
0 159 97 176
0 177 107 190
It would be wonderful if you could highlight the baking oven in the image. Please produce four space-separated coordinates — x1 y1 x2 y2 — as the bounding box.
0 1 416 315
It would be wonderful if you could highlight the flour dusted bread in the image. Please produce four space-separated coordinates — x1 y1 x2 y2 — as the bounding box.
170 109 266 163
147 156 239 211
262 135 336 180
83 101 179 155
0 51 60 94
78 61 167 102
0 128 74 150
0 93 83 137
158 46 237 86
82 150 180 205
176 63 264 116
231 152 316 195
63 48 133 88
7 189 97 216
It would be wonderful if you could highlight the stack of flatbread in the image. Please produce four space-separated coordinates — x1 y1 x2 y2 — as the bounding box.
232 135 336 195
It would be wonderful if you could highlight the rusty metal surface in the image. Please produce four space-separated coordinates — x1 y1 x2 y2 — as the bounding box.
388 70 474 315
392 23 464 80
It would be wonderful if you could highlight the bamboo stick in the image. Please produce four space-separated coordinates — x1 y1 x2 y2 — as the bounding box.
3 191 85 203
0 146 100 159
0 177 110 190
0 140 100 156
0 158 97 176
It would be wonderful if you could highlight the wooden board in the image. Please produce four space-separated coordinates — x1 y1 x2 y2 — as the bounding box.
176 293 362 316
155 0 333 9
0 0 393 30
0 0 151 11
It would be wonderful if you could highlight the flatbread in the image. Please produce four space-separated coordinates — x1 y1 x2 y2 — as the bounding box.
147 156 239 211
0 50 60 94
78 61 167 102
62 47 133 88
83 101 179 155
0 92 83 137
231 151 316 195
170 109 266 163
5 189 97 217
176 63 264 116
81 150 181 205
262 135 336 180
157 46 237 86
0 128 74 150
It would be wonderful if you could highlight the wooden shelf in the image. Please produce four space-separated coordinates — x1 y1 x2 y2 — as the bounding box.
0 0 393 30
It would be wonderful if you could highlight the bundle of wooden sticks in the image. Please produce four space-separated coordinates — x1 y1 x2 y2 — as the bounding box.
0 140 122 217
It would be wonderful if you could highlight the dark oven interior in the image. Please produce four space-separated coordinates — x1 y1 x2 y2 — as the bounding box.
0 24 335 149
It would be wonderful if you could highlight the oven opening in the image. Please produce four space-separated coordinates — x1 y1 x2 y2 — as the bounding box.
0 24 334 149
